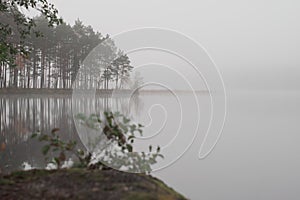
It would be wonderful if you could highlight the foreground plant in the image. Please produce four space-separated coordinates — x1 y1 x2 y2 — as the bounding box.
31 129 89 169
32 111 163 173
77 111 164 173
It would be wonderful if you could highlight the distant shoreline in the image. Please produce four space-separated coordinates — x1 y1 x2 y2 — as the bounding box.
0 88 128 97
0 88 209 97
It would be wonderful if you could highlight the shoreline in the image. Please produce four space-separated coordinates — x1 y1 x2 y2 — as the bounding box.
0 88 209 96
0 88 133 97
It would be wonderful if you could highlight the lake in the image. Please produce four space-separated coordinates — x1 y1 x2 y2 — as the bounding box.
1 90 300 200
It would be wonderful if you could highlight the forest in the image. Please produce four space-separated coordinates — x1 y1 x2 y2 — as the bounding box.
0 13 137 90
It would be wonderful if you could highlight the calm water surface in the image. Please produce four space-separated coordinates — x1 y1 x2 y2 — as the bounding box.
1 91 300 200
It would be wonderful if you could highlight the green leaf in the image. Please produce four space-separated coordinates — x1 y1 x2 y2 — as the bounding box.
158 154 164 159
77 149 84 156
126 144 133 152
157 146 160 152
138 129 143 136
54 157 60 166
130 124 136 131
128 135 135 140
31 133 38 138
39 134 49 141
52 147 59 152
42 145 50 155
123 117 130 124
75 113 87 121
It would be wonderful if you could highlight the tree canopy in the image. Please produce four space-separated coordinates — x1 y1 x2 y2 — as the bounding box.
0 1 137 90
0 0 62 65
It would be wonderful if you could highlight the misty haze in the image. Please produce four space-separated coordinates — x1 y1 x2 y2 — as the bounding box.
1 1 300 200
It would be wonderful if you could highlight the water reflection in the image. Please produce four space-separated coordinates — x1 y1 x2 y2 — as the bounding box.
0 95 141 173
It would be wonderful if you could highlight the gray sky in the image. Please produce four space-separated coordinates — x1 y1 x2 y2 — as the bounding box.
49 0 300 90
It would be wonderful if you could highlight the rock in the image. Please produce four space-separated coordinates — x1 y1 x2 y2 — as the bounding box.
0 168 187 200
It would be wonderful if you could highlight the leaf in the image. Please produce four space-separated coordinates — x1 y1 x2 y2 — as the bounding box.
39 134 49 141
128 135 135 140
123 117 130 124
114 111 121 117
130 124 136 131
138 129 143 136
157 146 160 152
52 147 59 152
54 157 60 166
42 145 50 155
31 133 38 138
126 144 133 152
90 113 98 117
158 154 164 159
149 158 157 164
51 128 60 134
77 149 84 156
75 113 86 121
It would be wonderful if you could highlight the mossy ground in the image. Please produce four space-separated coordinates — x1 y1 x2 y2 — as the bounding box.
0 168 186 200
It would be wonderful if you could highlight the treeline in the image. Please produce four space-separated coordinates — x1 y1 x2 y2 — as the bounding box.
0 15 136 90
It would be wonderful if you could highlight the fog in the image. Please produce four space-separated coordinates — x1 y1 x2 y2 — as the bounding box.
49 0 300 91
5 1 298 199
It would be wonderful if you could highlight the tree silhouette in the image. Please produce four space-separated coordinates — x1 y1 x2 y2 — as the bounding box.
0 13 136 90
0 0 62 66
